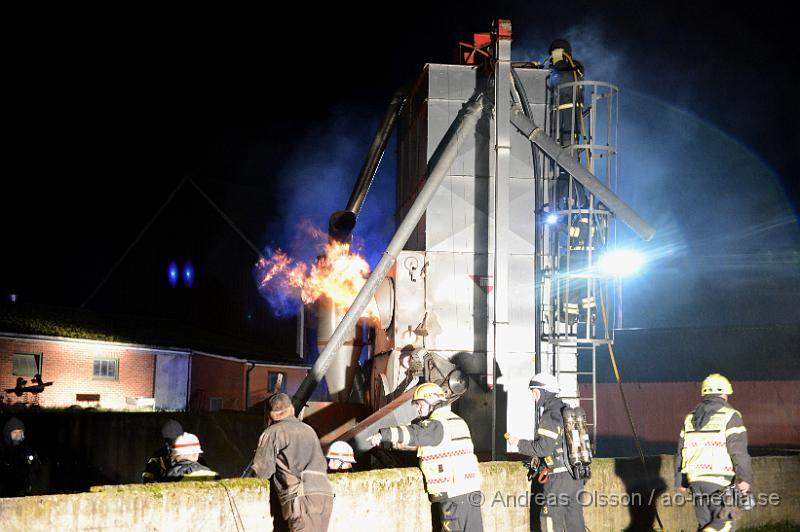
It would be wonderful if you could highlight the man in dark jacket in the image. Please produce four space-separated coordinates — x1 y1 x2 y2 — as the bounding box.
507 373 586 532
674 373 753 531
142 418 184 483
163 432 219 482
252 393 334 532
0 417 39 497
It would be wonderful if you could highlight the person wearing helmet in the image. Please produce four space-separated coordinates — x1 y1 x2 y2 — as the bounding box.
251 393 334 532
674 373 753 531
547 38 584 147
367 382 484 532
164 432 219 482
506 372 586 532
326 441 356 472
142 418 184 483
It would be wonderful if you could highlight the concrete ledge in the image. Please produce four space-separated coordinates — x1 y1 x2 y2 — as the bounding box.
1 456 797 531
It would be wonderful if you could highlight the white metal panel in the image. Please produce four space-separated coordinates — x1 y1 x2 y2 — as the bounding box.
507 255 536 352
428 64 481 101
426 175 490 253
495 353 538 446
392 251 427 350
508 177 536 253
424 252 493 353
427 99 490 178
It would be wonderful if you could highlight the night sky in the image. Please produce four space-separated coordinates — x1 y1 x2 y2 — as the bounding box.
3 3 798 340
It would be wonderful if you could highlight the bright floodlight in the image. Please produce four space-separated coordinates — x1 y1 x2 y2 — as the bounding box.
598 250 643 277
545 213 559 225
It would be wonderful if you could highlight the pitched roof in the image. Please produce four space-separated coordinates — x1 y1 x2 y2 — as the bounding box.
0 302 307 366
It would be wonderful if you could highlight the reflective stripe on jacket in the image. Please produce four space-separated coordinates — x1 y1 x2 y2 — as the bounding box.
417 406 481 498
680 406 737 486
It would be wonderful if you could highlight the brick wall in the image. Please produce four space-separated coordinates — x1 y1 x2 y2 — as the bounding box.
190 353 246 412
0 335 155 409
247 365 307 406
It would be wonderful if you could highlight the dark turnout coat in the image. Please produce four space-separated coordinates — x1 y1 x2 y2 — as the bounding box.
252 416 333 506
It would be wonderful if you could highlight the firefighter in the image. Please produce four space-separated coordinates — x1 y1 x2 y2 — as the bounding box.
548 38 584 148
164 432 220 481
368 382 484 532
142 418 184 483
252 393 334 532
326 440 356 472
506 373 586 532
0 417 40 497
674 373 753 531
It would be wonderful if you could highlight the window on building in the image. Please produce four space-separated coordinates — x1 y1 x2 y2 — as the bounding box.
93 358 119 380
209 397 224 412
12 353 42 376
268 371 287 393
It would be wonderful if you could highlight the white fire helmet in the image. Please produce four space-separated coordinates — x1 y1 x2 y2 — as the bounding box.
528 373 561 394
326 441 356 464
170 432 203 458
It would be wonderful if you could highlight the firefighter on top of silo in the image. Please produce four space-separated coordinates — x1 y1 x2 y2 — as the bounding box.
506 373 587 532
368 382 484 532
674 373 753 531
548 38 584 148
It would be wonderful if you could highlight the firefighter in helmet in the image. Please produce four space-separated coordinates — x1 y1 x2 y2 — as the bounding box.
368 382 484 532
326 440 356 472
506 373 586 532
548 38 584 148
674 373 753 531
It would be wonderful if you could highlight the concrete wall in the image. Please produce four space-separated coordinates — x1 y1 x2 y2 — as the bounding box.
0 335 156 409
2 456 797 531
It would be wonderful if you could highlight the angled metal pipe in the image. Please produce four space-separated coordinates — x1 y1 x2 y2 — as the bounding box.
510 105 656 241
329 87 408 243
293 94 487 412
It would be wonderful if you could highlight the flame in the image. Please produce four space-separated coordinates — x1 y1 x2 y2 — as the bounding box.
257 235 379 320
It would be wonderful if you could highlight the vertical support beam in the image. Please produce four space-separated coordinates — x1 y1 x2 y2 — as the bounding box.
491 19 512 460
296 305 304 359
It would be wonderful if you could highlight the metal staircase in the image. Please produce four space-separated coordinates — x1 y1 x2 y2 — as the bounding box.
536 76 622 450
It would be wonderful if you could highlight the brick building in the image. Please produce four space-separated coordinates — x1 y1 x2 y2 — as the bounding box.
0 303 308 411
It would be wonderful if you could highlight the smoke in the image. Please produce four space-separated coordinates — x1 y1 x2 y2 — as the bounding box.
515 19 800 327
255 105 396 316
255 18 800 327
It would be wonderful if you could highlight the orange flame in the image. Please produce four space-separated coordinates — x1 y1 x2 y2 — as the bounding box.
257 236 379 320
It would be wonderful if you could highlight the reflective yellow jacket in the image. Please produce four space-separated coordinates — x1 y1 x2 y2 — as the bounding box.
680 406 739 486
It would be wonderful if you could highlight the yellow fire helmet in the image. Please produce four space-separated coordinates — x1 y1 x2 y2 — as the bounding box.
701 373 733 396
412 382 446 405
